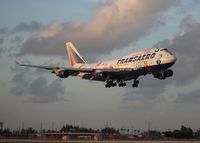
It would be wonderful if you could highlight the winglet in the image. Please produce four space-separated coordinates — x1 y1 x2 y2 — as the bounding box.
14 60 20 65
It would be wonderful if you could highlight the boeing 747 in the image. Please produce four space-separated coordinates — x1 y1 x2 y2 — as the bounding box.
15 42 176 88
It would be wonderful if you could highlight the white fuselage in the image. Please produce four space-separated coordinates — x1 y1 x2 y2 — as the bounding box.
73 48 176 81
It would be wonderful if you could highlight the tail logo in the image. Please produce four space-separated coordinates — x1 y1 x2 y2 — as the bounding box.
66 42 86 67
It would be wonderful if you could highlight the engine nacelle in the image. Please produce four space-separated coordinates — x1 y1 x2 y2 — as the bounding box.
153 69 173 80
94 72 108 80
164 69 173 77
153 73 164 80
57 70 69 78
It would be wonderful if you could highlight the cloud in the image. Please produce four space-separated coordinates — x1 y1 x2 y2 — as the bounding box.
11 70 67 103
0 38 4 44
0 21 42 35
176 90 200 103
161 16 200 85
26 77 66 103
0 35 24 57
0 28 8 34
123 16 200 101
13 21 43 33
0 21 41 56
11 36 24 44
11 70 29 95
19 0 175 61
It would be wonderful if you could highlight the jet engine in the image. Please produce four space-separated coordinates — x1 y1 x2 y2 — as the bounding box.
57 70 69 78
94 72 108 80
52 69 69 78
153 69 173 80
164 69 173 77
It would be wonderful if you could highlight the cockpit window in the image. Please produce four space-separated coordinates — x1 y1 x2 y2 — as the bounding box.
160 48 168 51
160 49 173 55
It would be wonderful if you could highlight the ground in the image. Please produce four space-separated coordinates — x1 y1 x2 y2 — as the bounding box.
0 140 200 143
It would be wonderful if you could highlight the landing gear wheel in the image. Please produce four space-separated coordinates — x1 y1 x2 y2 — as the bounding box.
118 81 126 87
132 84 138 87
123 83 126 86
105 80 117 88
135 80 139 84
132 79 139 88
105 84 110 88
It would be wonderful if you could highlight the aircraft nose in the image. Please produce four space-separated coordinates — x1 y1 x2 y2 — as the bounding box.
170 54 176 63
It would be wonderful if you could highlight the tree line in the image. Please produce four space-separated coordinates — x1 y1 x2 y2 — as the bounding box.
163 125 200 139
1 124 200 139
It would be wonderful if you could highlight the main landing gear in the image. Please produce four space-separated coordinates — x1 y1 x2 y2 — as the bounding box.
118 81 126 87
105 79 139 88
132 79 139 88
105 80 117 88
105 80 126 88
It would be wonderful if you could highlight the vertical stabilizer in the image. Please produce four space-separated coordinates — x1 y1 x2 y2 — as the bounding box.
66 42 86 67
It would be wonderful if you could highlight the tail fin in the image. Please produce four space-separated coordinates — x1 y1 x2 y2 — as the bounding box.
66 42 86 67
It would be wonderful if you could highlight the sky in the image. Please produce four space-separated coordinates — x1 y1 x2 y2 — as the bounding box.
0 0 200 131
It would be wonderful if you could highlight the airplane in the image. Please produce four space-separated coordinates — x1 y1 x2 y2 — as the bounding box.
15 42 176 88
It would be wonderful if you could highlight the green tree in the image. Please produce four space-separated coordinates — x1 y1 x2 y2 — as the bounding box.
173 125 193 139
101 127 119 134
194 129 200 139
163 131 173 138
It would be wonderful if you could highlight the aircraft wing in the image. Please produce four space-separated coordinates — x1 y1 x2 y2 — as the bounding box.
15 60 133 80
15 60 133 73
15 60 93 73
